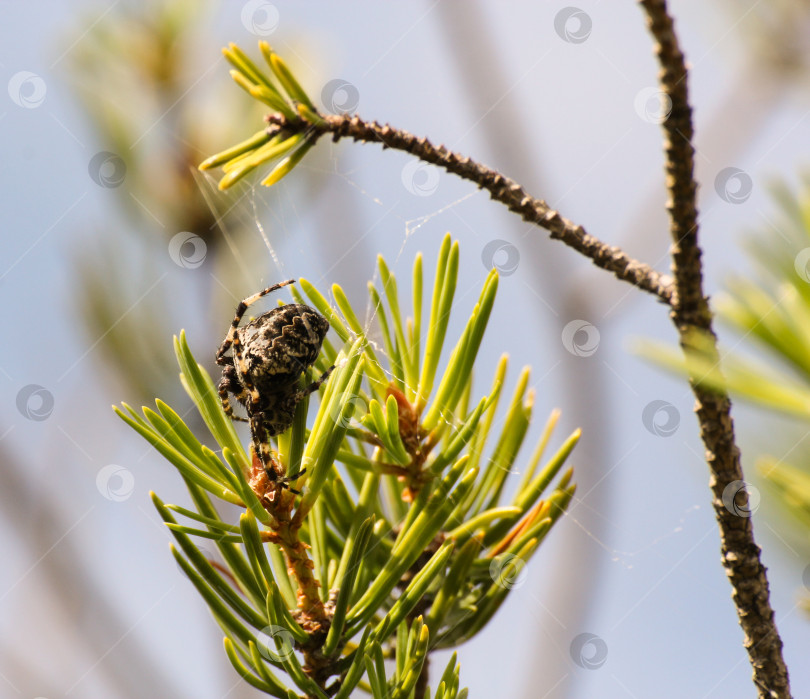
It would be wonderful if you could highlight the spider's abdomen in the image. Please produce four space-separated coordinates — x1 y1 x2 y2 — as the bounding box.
237 303 329 389
217 281 335 487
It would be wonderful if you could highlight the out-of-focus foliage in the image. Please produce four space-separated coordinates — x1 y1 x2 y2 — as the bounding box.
68 2 317 405
728 0 810 75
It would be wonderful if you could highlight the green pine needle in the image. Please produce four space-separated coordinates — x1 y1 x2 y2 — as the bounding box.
116 238 578 696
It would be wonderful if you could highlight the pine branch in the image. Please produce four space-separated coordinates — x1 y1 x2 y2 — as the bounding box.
118 240 578 698
200 42 672 305
252 112 675 305
313 115 674 303
639 1 791 696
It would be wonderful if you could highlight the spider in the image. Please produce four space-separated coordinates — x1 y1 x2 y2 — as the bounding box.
216 279 333 491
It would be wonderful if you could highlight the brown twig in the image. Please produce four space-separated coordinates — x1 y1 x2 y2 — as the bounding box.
639 1 791 696
249 452 335 689
269 114 674 305
250 453 326 623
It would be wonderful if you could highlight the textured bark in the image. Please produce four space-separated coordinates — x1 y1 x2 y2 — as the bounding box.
640 1 791 696
277 114 674 304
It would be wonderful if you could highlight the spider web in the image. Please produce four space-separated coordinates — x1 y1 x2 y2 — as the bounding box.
192 160 691 569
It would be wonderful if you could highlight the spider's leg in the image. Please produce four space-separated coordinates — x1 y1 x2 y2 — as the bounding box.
230 319 263 408
220 373 250 423
218 385 250 422
216 279 297 363
249 414 275 475
249 414 302 493
217 362 250 422
298 364 336 398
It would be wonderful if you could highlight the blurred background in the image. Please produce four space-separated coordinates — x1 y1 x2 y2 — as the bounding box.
3 1 810 697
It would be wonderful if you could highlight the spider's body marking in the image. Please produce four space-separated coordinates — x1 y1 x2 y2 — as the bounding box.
216 280 334 491
235 304 330 388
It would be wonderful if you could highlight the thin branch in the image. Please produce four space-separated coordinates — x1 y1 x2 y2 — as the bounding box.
639 1 791 697
275 114 674 305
